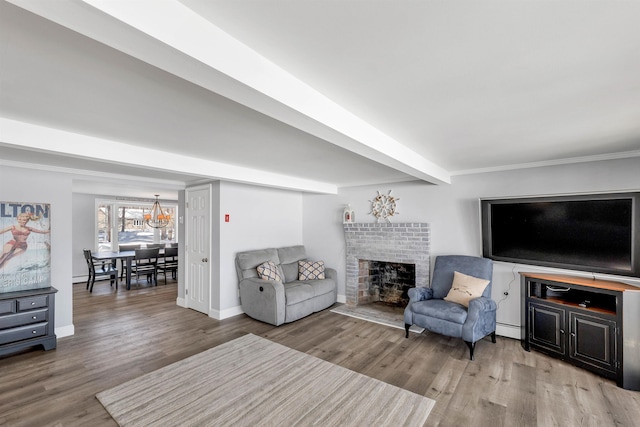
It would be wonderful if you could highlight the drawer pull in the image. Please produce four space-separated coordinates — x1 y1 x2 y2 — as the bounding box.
32 330 37 334
32 316 37 319
547 286 571 292
31 302 36 305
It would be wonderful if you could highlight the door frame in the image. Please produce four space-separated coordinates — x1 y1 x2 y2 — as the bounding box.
184 184 212 315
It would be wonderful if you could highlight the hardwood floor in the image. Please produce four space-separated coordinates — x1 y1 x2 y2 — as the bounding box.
1 280 639 426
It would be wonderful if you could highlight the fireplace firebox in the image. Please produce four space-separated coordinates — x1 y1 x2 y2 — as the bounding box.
360 260 415 306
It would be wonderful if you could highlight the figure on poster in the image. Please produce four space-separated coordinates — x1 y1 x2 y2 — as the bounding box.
0 211 50 269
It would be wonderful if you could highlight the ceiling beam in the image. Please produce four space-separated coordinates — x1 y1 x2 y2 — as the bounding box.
9 0 451 185
0 118 338 194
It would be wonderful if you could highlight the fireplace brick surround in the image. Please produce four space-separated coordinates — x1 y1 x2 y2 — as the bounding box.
344 223 430 305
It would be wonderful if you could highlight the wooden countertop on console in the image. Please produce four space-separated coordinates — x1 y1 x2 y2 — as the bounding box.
519 272 640 292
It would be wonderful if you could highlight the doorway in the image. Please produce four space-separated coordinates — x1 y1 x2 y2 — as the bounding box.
185 185 211 314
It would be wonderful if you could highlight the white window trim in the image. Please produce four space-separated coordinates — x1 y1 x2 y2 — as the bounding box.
94 197 178 251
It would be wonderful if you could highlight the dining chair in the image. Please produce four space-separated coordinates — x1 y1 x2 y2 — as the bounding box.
83 249 118 293
132 248 160 286
118 243 141 281
157 246 178 284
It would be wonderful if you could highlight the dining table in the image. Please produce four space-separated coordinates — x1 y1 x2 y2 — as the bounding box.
92 248 168 290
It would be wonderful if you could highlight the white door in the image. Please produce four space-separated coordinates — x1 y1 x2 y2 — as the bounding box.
186 186 210 314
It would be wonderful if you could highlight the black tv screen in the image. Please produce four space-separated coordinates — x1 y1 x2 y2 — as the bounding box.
481 193 640 277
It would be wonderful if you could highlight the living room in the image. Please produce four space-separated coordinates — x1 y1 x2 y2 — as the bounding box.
2 1 640 425
3 158 640 425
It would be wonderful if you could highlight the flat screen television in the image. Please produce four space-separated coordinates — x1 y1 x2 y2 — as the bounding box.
481 192 640 277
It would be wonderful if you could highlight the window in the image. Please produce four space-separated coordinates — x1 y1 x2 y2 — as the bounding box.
96 199 177 252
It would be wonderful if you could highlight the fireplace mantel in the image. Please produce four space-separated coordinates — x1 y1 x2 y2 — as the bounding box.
343 223 430 305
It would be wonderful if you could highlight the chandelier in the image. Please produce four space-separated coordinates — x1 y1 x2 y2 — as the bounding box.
144 195 171 228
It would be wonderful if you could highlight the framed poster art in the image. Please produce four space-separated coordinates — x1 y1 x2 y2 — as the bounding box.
0 201 51 292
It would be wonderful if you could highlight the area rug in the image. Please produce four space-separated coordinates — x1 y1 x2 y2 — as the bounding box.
96 334 434 426
331 304 425 334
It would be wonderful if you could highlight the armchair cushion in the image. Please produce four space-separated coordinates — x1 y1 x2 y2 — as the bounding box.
410 299 468 324
257 261 283 282
443 271 490 307
298 260 325 280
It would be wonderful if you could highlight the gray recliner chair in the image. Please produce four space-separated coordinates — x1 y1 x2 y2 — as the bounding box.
404 255 496 360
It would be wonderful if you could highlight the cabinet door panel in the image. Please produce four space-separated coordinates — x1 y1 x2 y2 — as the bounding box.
529 302 565 355
570 312 616 373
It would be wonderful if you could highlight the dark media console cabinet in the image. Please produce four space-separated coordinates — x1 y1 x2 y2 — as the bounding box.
521 273 640 391
0 287 57 357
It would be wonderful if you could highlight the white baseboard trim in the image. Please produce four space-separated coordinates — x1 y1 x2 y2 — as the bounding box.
496 323 521 340
176 297 186 307
73 275 118 285
336 294 346 304
209 305 244 320
56 324 75 338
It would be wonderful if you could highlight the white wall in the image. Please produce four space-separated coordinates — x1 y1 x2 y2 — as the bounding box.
71 193 97 279
0 165 74 337
302 157 640 338
215 181 303 317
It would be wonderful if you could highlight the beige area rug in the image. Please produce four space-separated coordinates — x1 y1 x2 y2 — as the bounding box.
96 334 434 426
331 303 425 334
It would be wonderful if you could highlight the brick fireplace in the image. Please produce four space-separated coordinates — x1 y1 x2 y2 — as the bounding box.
344 223 430 306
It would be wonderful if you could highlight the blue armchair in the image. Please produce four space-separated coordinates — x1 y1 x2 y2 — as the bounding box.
404 255 497 360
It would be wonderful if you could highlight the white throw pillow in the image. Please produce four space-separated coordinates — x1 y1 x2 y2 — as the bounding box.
443 271 490 307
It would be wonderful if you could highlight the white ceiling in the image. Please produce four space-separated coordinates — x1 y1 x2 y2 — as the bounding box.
1 0 639 196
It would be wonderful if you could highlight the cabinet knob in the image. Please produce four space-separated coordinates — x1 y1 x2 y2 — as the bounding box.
32 330 37 334
31 302 36 305
32 316 37 320
560 329 565 334
570 332 576 337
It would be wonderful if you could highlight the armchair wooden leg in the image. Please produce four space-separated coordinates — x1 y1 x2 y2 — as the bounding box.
491 331 496 343
405 323 411 338
465 341 475 361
